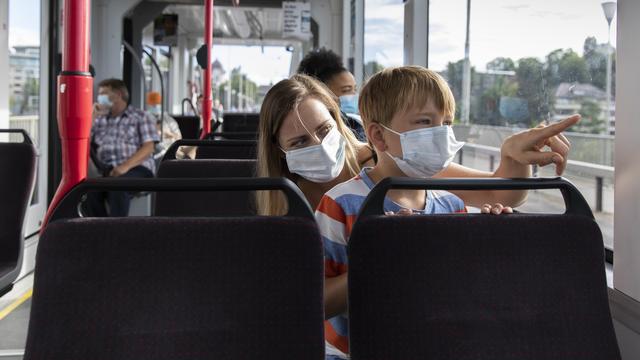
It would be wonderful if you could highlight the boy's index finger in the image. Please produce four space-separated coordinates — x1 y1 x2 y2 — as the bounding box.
536 115 581 138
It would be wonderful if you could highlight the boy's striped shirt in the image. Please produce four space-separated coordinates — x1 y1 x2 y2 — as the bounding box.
316 168 466 359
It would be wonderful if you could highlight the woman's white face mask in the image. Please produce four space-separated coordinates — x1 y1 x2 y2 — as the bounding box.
284 126 346 183
382 124 465 178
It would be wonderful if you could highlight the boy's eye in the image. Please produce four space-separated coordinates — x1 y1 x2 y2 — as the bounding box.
417 118 432 125
443 120 453 126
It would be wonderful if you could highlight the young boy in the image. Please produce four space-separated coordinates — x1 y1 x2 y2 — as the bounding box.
316 66 579 359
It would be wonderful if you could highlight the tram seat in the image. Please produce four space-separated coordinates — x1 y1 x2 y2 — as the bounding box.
220 112 260 133
205 131 257 140
171 115 200 139
347 178 621 360
163 139 257 161
25 178 324 360
155 159 256 216
0 130 36 297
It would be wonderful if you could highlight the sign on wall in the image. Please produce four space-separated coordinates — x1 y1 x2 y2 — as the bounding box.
283 2 311 40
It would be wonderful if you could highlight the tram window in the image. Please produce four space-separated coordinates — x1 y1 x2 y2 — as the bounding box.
191 45 292 113
7 0 41 206
431 0 616 251
364 0 404 78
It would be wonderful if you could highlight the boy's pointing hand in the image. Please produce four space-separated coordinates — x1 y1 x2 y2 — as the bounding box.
500 114 580 176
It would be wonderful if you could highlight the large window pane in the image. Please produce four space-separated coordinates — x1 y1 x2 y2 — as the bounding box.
364 0 404 78
431 0 616 249
9 0 41 205
190 45 292 113
9 0 40 143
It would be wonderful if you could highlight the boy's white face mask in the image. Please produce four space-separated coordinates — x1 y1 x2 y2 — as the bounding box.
381 124 465 178
284 127 346 183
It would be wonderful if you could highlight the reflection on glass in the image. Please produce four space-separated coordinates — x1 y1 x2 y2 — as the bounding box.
431 0 617 248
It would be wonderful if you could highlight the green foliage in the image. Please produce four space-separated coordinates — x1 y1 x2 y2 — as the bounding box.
515 57 549 127
457 36 616 133
576 100 606 134
364 61 384 79
217 67 259 109
486 57 516 72
583 36 616 95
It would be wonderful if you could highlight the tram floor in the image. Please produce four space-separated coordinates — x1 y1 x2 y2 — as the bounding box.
0 274 33 360
0 299 30 349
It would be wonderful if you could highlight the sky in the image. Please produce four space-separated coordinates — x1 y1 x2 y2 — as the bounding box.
8 0 41 49
210 45 292 86
365 0 618 72
7 0 618 82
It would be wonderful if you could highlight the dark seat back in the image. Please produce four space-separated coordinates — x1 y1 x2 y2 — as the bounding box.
155 159 256 216
163 139 256 160
171 115 200 139
221 112 260 133
347 178 620 360
25 178 324 360
0 129 36 296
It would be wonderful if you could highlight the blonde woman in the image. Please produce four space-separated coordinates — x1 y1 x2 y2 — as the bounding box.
256 74 375 215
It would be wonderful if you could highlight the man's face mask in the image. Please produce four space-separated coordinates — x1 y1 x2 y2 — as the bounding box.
97 94 113 108
382 124 465 178
149 104 161 117
339 94 359 114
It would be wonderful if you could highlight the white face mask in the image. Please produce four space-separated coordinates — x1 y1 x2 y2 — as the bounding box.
149 104 161 117
97 94 113 108
382 124 465 178
284 127 346 183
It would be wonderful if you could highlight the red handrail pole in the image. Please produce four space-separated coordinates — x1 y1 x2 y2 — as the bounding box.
200 0 214 138
42 0 93 229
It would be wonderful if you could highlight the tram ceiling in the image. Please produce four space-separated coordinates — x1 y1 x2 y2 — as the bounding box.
162 5 285 41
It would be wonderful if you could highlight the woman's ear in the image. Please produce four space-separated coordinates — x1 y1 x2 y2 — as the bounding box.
366 122 387 153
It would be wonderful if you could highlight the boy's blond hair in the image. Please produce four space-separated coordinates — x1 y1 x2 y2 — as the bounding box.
359 66 456 128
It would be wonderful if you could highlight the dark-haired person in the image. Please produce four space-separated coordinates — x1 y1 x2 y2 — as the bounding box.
298 48 365 141
86 78 159 216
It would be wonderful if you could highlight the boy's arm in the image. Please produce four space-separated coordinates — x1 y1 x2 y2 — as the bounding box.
438 115 580 208
315 195 350 320
325 273 348 319
435 162 529 208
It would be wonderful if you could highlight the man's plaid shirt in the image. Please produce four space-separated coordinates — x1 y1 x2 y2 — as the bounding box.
91 105 159 173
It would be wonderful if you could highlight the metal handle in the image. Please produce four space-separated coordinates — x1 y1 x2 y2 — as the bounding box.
163 139 256 160
204 131 257 140
358 177 594 219
49 177 313 222
0 129 33 144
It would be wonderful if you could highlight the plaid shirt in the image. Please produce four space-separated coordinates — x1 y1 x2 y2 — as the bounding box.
91 105 159 173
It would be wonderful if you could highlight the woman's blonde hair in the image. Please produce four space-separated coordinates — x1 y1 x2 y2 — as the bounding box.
256 74 361 215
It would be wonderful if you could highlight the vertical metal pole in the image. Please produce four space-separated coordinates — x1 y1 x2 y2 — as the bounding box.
461 0 471 124
605 24 612 134
43 0 93 229
200 0 214 138
489 154 495 172
596 176 604 212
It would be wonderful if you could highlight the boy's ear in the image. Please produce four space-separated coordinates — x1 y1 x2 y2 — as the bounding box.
366 122 387 153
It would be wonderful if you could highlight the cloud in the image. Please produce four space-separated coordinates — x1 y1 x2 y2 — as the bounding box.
503 4 530 12
8 28 40 48
531 10 583 20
